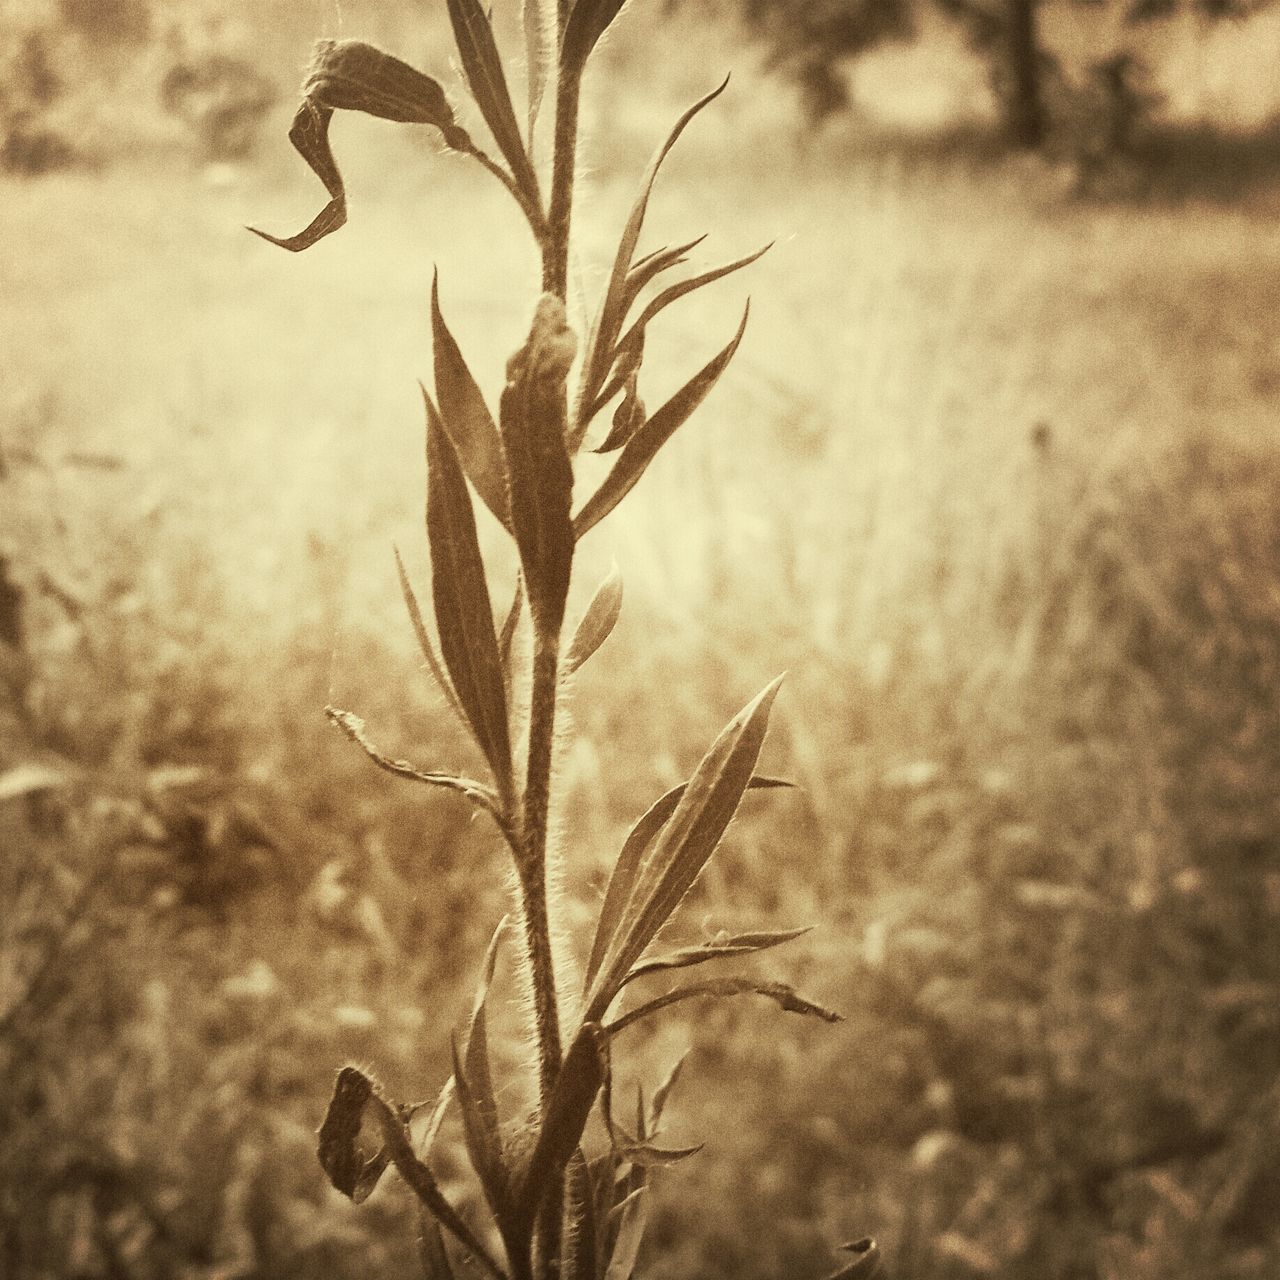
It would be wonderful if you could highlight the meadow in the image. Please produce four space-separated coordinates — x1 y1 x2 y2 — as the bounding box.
4 4 1280 1277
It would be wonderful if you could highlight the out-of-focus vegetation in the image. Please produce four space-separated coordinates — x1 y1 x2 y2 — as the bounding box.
3 0 1280 1277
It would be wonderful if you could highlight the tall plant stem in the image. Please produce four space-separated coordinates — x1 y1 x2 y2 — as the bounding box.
520 627 564 1112
543 66 581 299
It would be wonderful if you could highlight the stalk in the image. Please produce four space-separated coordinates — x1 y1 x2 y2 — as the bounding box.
543 61 581 299
520 625 564 1112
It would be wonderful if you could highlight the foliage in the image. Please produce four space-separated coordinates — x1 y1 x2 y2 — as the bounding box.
249 5 857 1280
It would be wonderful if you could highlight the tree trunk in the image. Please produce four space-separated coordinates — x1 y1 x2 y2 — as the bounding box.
1002 0 1045 149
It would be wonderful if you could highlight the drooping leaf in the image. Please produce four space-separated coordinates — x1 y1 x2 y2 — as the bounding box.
453 919 513 1235
607 977 843 1036
446 0 540 203
523 0 556 138
574 305 749 538
562 0 629 76
620 926 812 987
425 390 515 800
394 545 467 728
516 1022 608 1229
325 706 501 820
249 40 474 252
564 563 623 676
825 1238 885 1279
499 296 577 634
432 275 512 530
583 772 794 995
572 78 729 449
317 1066 390 1203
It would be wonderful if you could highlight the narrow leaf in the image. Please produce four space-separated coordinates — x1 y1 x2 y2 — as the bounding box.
602 1189 649 1280
516 1022 608 1228
418 1212 458 1280
615 243 771 362
574 305 749 538
522 0 555 139
562 0 629 75
826 1238 884 1280
606 977 843 1036
325 706 501 818
446 0 540 202
499 296 577 633
394 545 467 729
623 235 708 312
649 1054 686 1131
499 573 524 707
589 332 645 448
620 926 812 987
564 563 623 676
600 1065 699 1170
432 275 512 530
425 389 515 799
572 78 729 447
454 919 512 1232
250 40 473 252
587 675 783 1019
407 1075 456 1155
583 773 794 993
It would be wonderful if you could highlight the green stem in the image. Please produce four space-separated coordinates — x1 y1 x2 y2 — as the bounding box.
521 627 563 1112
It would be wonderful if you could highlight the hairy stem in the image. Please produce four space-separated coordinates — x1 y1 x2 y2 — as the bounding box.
543 66 581 299
521 627 564 1112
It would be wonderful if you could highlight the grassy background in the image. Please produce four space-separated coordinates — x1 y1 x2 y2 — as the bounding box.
4 3 1280 1278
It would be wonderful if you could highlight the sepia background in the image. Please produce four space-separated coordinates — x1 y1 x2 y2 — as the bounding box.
4 0 1280 1276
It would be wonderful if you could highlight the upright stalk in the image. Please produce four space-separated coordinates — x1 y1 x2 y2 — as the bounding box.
520 627 564 1112
543 63 581 299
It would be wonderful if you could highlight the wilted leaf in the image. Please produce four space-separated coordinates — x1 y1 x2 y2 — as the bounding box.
317 1066 386 1201
564 563 623 676
325 706 501 819
394 545 467 728
432 275 512 530
572 78 728 449
574 305 749 538
333 1069 506 1279
250 40 473 251
620 926 812 987
499 296 577 633
516 1022 608 1229
583 773 793 993
446 0 540 202
606 977 843 1035
425 390 515 800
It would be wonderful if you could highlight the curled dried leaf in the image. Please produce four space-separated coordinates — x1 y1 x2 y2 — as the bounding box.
250 40 473 251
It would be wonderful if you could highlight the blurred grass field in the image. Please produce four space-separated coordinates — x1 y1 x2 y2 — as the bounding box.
4 5 1280 1278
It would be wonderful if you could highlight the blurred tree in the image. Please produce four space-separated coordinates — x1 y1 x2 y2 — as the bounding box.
711 0 1269 148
